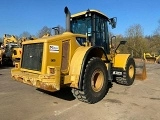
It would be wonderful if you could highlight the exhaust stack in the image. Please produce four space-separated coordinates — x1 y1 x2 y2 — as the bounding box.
64 7 71 32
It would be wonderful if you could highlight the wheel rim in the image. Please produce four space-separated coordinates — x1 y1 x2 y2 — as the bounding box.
129 65 134 78
91 69 104 92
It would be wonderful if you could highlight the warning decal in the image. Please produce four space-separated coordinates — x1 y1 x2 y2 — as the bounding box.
49 45 59 53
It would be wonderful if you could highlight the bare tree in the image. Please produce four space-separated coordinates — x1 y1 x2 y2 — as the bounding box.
125 24 144 38
52 25 65 35
146 20 160 54
19 31 31 38
154 19 160 35
57 25 65 34
115 35 129 54
125 24 147 58
37 26 52 38
147 35 160 54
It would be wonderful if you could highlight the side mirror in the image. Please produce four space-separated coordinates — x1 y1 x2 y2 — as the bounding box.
120 40 127 45
109 17 117 29
114 40 127 53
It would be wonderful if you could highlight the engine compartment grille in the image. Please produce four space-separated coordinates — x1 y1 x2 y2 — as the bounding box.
21 43 43 71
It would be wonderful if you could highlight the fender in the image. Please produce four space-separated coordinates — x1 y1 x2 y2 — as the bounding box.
113 54 131 70
69 46 108 89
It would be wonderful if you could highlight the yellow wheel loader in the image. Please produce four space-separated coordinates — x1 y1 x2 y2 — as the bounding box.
157 56 160 64
11 7 136 104
2 34 22 66
0 42 5 66
143 52 160 63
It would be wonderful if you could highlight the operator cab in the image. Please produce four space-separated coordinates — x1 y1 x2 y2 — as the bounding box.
70 9 117 54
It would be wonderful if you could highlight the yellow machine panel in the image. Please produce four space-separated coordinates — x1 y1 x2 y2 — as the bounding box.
113 54 131 70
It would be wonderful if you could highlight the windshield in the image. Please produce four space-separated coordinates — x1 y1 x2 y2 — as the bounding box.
11 45 19 48
6 43 19 48
70 13 110 53
71 17 91 35
5 34 12 38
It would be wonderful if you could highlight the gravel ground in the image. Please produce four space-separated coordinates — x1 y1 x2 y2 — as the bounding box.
0 63 160 120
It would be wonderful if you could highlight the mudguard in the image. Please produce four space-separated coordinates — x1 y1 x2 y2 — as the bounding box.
113 54 131 70
69 46 107 89
69 46 91 88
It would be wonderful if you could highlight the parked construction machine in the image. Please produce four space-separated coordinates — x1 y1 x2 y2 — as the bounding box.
144 53 160 63
2 34 22 66
157 56 160 64
0 42 4 66
11 7 136 104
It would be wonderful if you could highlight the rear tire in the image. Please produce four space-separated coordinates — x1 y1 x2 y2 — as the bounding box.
157 58 160 64
116 57 135 86
0 61 2 67
72 57 108 104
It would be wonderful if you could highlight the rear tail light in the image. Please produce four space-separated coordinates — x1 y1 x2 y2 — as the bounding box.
47 67 56 74
50 68 55 74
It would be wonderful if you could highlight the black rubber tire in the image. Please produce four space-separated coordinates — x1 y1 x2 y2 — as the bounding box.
72 57 108 104
157 58 160 64
0 61 2 67
116 57 136 86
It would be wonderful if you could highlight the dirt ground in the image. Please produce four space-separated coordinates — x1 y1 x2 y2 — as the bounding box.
0 63 160 120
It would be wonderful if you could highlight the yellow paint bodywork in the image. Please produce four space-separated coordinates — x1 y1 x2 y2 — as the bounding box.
11 67 60 92
11 32 87 91
11 30 132 92
0 49 4 65
11 32 131 91
112 54 130 70
12 47 22 62
69 46 91 88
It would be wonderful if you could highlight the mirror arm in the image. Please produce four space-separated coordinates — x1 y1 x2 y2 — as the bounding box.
114 40 127 53
114 44 121 53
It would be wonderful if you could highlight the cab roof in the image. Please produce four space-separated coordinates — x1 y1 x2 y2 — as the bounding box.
71 10 109 19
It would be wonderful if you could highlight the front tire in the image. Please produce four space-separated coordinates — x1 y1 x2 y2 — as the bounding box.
72 57 108 104
116 57 136 86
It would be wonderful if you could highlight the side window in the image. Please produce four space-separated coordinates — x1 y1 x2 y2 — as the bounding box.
76 37 86 46
95 16 106 46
